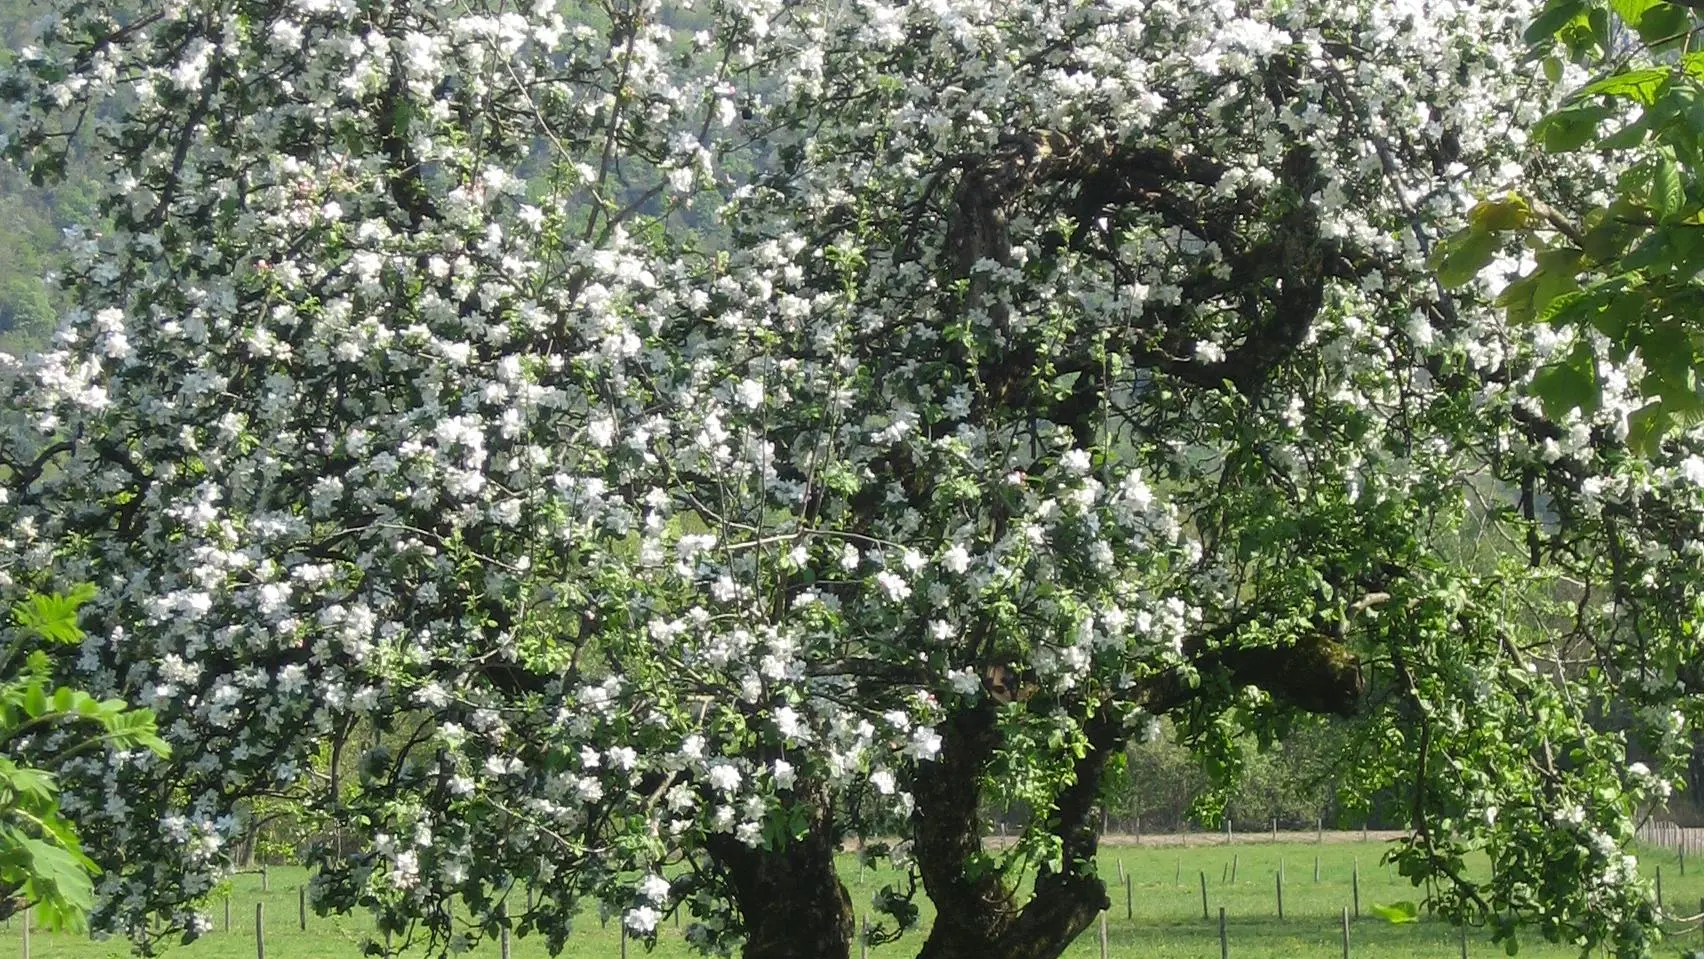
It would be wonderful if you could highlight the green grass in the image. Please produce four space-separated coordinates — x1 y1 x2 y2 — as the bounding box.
19 841 1704 958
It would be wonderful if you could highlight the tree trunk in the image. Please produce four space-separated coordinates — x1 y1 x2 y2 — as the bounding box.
708 793 854 959
911 701 1016 956
911 704 1117 959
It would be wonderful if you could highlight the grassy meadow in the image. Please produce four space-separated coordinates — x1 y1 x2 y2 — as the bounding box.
20 839 1704 959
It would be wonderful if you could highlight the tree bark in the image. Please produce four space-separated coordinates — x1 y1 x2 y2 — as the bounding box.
912 706 1118 959
708 793 855 959
910 700 1016 956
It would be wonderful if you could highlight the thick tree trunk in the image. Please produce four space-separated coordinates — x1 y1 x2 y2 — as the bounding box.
708 794 854 959
910 701 1016 955
911 704 1117 959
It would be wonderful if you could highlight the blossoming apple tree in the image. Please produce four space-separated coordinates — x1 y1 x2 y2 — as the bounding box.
2 1 1703 958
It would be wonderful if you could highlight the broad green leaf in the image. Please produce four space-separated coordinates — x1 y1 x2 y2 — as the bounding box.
1629 402 1671 455
1577 67 1668 106
1525 0 1587 45
1589 7 1614 54
1610 0 1660 24
1579 205 1642 260
1469 195 1532 232
1656 155 1686 219
1531 345 1600 419
1500 264 1582 324
18 835 95 913
1636 3 1694 50
1600 115 1652 150
1536 104 1615 152
1621 230 1670 270
1369 901 1421 924
23 682 47 719
1433 227 1502 289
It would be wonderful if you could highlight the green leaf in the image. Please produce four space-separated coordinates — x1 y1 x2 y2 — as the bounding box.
1433 227 1502 289
1610 0 1661 25
1577 67 1668 106
1600 115 1652 150
17 835 95 913
1630 401 1674 453
1469 195 1532 232
1531 344 1600 419
11 586 95 646
1589 6 1614 53
0 759 57 804
1636 3 1693 50
1525 0 1588 45
1536 104 1615 153
1369 901 1421 924
1655 155 1685 219
1621 230 1669 270
22 682 47 719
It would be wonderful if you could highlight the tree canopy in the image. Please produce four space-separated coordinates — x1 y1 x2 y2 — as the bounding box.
2 2 1704 959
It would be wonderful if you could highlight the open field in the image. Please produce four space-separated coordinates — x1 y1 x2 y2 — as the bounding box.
21 840 1704 959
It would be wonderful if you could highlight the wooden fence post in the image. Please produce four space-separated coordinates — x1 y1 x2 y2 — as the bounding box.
1341 906 1351 959
261 865 269 893
256 902 265 959
298 885 307 931
1314 856 1321 883
1125 874 1133 920
1276 870 1284 919
500 904 511 959
224 894 231 932
1218 907 1228 959
1460 921 1469 959
1175 857 1182 886
1230 853 1238 884
1352 859 1361 919
1657 866 1665 911
1200 871 1209 921
1272 817 1278 842
21 905 29 959
1317 817 1324 843
1099 911 1108 959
